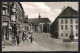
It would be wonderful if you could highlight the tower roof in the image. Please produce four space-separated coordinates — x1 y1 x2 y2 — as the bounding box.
57 6 78 18
30 18 51 25
38 13 41 19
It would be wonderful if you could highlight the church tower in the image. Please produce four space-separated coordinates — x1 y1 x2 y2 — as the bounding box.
38 13 41 19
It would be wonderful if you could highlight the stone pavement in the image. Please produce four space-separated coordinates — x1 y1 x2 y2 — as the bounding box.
2 40 50 51
2 33 78 51
33 33 78 51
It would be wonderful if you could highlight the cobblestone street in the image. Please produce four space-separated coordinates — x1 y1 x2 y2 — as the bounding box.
33 33 78 51
2 33 78 51
2 40 49 51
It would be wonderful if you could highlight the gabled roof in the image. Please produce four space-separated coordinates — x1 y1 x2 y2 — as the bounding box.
30 18 51 25
57 6 78 18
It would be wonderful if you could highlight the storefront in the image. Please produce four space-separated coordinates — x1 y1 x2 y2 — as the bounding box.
2 21 9 41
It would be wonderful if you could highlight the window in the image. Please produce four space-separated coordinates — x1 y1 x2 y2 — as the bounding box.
2 10 6 15
65 19 68 24
75 19 78 23
61 25 63 30
76 33 78 37
70 19 73 24
61 33 63 36
70 25 73 29
6 9 8 16
65 25 68 30
65 33 68 37
61 19 63 24
75 25 78 30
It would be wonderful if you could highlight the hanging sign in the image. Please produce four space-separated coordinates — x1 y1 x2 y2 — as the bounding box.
3 22 8 26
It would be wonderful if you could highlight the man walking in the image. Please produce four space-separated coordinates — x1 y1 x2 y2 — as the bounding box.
13 24 17 45
38 36 39 39
30 35 33 43
16 35 19 46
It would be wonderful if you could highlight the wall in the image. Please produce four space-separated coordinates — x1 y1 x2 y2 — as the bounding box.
58 18 78 39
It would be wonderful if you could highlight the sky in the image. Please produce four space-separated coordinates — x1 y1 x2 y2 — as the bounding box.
20 2 78 22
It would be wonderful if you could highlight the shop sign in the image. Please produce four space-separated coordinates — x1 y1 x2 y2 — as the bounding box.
3 22 8 26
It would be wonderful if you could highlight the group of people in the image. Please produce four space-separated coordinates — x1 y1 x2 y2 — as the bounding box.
12 24 34 46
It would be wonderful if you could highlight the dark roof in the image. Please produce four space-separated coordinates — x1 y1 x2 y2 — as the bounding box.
30 18 51 25
57 6 78 18
18 2 24 12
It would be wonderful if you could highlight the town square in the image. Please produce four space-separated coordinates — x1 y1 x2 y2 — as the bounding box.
1 2 78 51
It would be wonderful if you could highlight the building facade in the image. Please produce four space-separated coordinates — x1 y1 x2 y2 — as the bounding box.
1 2 25 43
2 2 11 41
30 14 51 33
58 18 78 39
50 6 78 40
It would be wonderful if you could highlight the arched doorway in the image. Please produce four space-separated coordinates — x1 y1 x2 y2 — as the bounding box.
43 23 48 33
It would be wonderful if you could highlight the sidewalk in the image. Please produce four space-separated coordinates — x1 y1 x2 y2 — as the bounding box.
2 40 50 51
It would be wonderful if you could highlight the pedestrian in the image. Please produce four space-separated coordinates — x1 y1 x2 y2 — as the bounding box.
38 36 39 39
13 24 17 45
22 30 25 42
16 36 19 46
25 32 28 42
30 35 33 43
14 24 17 38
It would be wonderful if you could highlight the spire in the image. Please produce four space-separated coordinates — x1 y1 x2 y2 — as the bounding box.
38 13 41 19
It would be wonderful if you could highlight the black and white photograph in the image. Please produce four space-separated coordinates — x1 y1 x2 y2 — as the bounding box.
1 2 78 51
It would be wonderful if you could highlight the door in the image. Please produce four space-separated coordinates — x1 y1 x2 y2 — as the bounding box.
43 23 48 33
2 26 8 40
